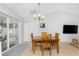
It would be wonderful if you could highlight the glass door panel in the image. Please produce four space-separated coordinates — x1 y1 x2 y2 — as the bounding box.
9 19 19 48
0 17 7 52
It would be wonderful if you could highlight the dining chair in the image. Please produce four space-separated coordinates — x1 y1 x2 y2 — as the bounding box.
55 33 59 39
31 33 33 40
31 33 34 53
52 33 60 48
41 33 52 56
31 33 42 53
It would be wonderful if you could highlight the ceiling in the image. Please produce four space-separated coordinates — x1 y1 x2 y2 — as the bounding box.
1 3 79 22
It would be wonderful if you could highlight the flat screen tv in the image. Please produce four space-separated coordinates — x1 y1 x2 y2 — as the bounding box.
63 25 78 34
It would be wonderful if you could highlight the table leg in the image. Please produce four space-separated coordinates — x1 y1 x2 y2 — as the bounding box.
50 47 51 56
57 40 59 54
32 40 35 54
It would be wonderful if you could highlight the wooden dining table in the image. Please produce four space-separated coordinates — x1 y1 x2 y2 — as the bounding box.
32 35 59 54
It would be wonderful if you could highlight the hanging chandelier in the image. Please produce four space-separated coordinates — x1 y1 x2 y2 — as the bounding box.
33 3 46 21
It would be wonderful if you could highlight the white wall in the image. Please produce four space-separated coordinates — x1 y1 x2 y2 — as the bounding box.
24 11 79 42
46 11 79 42
24 22 30 41
23 3 79 42
24 21 40 41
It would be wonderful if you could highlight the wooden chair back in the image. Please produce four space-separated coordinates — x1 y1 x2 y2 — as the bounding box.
55 33 59 39
41 32 52 56
31 33 33 40
41 32 51 40
55 33 60 46
41 32 51 45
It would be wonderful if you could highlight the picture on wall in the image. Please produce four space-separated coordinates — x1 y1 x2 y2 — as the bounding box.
40 23 45 28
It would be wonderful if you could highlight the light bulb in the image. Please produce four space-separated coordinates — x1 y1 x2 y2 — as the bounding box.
33 14 37 20
33 14 37 18
38 14 40 16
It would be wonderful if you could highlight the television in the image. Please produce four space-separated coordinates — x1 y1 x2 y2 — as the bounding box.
63 25 78 34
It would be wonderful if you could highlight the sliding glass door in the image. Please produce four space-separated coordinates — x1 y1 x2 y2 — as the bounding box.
9 18 19 48
0 12 20 55
0 16 19 53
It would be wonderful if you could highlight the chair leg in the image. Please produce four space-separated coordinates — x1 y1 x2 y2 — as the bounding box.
33 45 35 54
32 41 35 54
40 46 42 50
49 48 51 56
57 43 59 54
52 44 54 48
53 43 55 48
42 48 44 56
